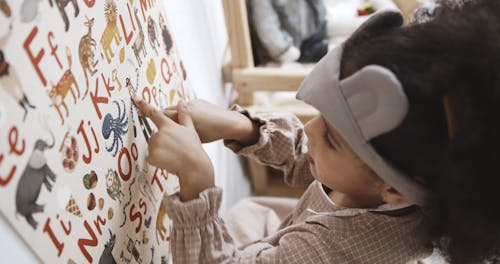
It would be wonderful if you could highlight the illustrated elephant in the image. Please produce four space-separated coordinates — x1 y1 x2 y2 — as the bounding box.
15 131 56 229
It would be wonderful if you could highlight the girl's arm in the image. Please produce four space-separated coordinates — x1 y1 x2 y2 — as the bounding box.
162 99 314 187
223 105 314 187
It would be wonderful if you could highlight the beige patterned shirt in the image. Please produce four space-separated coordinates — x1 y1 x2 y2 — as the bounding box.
166 107 432 263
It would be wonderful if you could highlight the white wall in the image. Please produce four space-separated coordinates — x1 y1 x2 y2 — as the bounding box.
0 1 251 262
162 0 252 215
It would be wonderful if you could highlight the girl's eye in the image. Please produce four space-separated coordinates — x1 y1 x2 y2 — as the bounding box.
324 130 337 150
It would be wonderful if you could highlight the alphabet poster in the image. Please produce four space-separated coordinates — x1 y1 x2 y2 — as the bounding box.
0 0 193 263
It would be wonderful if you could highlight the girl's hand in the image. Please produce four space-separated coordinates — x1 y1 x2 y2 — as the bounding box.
135 99 214 201
163 99 259 145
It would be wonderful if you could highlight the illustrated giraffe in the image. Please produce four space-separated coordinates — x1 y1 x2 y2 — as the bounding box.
79 16 99 99
100 0 122 64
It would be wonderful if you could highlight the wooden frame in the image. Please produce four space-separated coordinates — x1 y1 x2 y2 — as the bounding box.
221 0 312 106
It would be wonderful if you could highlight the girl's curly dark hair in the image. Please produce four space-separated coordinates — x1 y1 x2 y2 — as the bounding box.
340 1 500 262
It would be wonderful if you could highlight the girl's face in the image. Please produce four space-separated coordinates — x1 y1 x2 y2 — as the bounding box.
304 115 385 208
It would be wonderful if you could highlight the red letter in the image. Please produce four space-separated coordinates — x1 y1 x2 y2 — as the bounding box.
90 78 109 120
93 215 107 236
8 126 26 155
151 168 168 193
139 0 149 21
43 218 65 257
89 121 100 154
0 154 16 187
151 168 163 193
141 86 151 104
129 203 143 233
118 147 132 182
55 214 72 235
119 5 134 45
101 73 115 97
130 143 138 161
47 31 62 69
78 120 92 164
139 198 147 215
78 220 98 263
160 58 172 85
23 26 47 86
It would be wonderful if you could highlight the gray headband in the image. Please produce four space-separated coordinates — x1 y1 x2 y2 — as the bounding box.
296 45 430 206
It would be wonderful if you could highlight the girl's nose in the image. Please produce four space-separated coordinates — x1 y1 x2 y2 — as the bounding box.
304 115 321 134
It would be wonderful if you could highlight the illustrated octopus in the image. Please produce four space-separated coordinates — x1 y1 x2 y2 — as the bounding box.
102 99 128 157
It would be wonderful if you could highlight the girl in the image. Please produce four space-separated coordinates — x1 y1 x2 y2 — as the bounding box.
136 0 500 262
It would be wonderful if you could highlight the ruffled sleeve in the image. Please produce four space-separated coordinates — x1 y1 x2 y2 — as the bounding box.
165 187 336 264
223 105 314 187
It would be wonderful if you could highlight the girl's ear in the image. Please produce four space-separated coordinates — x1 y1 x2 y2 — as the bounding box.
380 183 410 205
349 10 404 44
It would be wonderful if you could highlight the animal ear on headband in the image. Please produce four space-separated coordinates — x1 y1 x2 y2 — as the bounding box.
349 10 404 43
340 65 408 140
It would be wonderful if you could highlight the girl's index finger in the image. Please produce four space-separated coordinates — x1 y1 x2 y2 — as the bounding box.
135 98 173 128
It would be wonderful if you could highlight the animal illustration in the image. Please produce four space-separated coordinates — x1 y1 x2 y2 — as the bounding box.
20 0 42 22
138 172 156 204
99 230 117 264
101 0 122 64
120 177 136 228
144 216 151 228
132 8 147 66
79 16 99 99
1 0 11 17
176 62 193 102
48 0 80 32
147 16 160 55
102 99 128 157
156 194 171 243
1 25 36 121
105 169 124 203
126 77 153 142
120 250 132 264
15 131 56 229
124 236 143 264
48 47 80 125
159 13 173 55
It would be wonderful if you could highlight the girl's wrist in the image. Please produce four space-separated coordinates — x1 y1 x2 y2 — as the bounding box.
178 155 215 201
227 112 260 145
